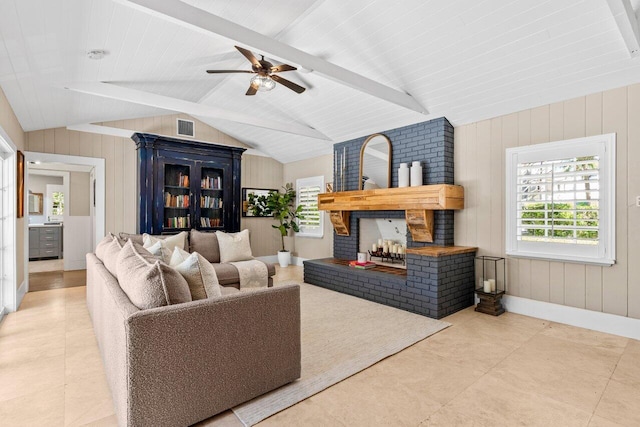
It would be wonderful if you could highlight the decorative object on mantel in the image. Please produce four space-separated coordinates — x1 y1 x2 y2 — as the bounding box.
334 147 347 192
325 182 333 193
398 162 410 187
410 160 423 186
359 133 391 190
245 183 304 267
318 185 464 242
474 255 506 316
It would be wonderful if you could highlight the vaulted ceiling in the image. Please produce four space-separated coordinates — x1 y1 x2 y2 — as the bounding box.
1 0 640 163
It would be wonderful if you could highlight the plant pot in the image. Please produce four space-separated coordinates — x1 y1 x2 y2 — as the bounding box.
277 250 291 268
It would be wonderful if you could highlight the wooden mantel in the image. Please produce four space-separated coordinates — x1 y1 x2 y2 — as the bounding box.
318 184 464 242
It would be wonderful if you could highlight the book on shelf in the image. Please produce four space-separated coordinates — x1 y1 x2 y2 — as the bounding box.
166 216 190 228
348 261 377 269
201 176 222 190
200 217 221 227
199 195 223 209
164 192 190 207
172 172 189 187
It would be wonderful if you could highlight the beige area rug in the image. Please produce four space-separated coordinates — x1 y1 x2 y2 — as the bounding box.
231 282 450 426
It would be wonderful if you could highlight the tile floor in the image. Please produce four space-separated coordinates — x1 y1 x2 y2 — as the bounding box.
1 266 638 426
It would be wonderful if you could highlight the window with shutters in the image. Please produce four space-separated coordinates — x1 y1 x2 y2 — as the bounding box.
505 134 615 266
296 176 324 238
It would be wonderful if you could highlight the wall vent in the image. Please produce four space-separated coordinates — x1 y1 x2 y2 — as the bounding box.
176 119 195 137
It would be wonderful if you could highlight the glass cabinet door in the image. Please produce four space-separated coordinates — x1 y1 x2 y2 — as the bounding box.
197 165 224 230
160 161 192 231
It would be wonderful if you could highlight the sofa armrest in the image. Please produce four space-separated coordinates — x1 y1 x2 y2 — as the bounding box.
124 284 301 427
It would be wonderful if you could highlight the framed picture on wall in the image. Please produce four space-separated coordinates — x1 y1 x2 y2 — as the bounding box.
242 188 276 217
16 150 24 218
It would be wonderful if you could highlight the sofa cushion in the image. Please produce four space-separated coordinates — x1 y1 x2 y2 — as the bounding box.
220 286 240 296
116 240 192 309
216 229 253 263
211 263 240 286
95 234 113 261
212 262 276 286
103 236 125 278
118 232 144 246
189 230 220 263
141 231 188 263
169 247 222 300
120 232 188 251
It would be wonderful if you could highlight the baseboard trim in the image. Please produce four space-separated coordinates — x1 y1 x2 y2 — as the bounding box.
502 295 640 340
255 255 307 267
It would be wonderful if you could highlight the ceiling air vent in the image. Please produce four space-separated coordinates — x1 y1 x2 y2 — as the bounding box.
176 119 195 138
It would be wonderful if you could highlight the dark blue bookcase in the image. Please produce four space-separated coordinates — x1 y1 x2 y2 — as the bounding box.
132 133 246 235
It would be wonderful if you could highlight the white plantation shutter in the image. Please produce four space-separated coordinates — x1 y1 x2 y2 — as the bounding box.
296 176 324 238
516 156 600 244
506 134 615 266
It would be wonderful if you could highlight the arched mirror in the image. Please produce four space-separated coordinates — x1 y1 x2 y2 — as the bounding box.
359 133 391 190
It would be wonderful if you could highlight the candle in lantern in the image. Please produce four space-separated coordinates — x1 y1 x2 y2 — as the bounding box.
483 280 491 293
488 279 496 292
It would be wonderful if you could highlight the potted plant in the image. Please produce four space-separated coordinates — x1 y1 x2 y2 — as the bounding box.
247 183 304 267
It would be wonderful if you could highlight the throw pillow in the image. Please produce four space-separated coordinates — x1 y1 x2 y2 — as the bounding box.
169 247 222 300
95 234 113 261
215 229 253 263
102 236 124 278
144 240 171 263
116 240 192 309
189 230 220 263
143 231 187 263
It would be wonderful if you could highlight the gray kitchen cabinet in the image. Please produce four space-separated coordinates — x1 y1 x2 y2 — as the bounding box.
29 226 62 260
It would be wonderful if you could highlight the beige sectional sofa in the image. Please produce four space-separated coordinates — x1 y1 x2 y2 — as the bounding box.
86 232 301 427
120 230 277 288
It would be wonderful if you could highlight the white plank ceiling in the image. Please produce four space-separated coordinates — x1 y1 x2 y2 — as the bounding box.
1 0 640 163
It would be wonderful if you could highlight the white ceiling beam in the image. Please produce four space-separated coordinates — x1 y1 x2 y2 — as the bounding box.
66 122 271 157
606 0 640 57
67 123 135 139
64 82 330 140
126 0 428 114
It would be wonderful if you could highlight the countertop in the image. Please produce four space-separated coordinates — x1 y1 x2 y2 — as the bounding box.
29 223 63 228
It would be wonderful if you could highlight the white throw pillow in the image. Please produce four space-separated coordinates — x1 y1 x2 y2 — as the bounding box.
215 229 253 263
169 247 222 300
145 241 170 263
143 231 187 263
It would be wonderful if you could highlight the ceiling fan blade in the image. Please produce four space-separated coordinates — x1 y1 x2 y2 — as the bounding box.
270 64 297 73
206 70 254 74
235 45 261 68
271 75 306 94
246 81 259 96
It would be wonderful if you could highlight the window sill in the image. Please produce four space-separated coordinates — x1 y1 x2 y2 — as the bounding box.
505 251 615 266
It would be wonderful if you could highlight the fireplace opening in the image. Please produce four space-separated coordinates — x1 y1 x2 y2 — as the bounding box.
358 218 407 269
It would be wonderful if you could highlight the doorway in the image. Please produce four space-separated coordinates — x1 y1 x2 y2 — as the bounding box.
23 153 105 295
0 129 16 316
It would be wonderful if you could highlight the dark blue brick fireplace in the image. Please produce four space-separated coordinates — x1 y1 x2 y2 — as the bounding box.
303 117 477 319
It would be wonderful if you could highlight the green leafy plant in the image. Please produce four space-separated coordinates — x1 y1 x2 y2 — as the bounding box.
247 183 304 252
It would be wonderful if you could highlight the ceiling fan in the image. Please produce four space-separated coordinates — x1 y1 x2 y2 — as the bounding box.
206 46 306 96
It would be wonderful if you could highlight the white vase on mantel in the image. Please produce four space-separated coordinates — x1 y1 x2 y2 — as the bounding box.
398 163 410 187
410 161 423 186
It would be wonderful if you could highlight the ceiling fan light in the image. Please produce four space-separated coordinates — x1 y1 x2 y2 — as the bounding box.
251 75 276 92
